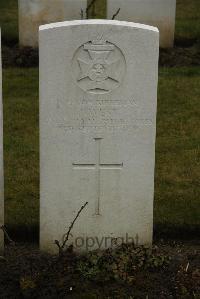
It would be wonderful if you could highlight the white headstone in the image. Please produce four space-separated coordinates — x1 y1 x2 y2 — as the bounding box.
107 0 176 48
0 29 4 252
40 20 159 253
18 0 87 47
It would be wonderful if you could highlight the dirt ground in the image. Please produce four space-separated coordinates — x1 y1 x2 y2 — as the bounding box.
2 38 200 68
159 38 200 67
0 239 199 299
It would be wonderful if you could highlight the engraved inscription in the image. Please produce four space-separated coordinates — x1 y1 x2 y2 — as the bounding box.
57 104 139 131
72 39 126 94
56 102 153 132
73 138 123 215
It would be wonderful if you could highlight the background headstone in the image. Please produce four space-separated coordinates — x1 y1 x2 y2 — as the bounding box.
40 20 159 253
107 0 176 48
0 29 4 252
18 0 87 47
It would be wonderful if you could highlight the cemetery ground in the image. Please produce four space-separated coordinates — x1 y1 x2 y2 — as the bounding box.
0 0 200 298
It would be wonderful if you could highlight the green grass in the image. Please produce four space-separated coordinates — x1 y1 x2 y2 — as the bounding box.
1 0 200 237
3 68 39 235
175 0 200 41
0 0 18 44
155 67 200 234
2 67 200 236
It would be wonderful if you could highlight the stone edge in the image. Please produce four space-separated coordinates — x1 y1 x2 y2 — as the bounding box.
39 19 159 33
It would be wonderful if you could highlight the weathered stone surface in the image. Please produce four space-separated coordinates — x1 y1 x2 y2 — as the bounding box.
40 20 159 253
0 30 4 252
18 0 87 47
107 0 176 48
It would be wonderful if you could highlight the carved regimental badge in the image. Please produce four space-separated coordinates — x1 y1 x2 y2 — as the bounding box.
72 39 126 94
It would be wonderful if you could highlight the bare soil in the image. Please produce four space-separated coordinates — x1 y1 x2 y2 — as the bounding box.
159 38 200 67
0 240 199 299
2 38 200 68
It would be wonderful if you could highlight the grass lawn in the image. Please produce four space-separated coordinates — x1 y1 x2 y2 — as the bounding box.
0 0 18 45
155 67 200 235
176 0 200 41
0 0 200 238
3 68 39 238
3 67 200 237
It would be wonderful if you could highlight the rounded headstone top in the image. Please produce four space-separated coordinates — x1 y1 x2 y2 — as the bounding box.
39 19 159 33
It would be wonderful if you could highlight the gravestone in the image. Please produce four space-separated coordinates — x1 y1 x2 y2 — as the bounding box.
107 0 176 48
40 20 159 253
0 29 4 252
18 0 87 47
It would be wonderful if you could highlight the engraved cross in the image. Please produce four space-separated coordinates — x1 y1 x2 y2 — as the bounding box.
73 138 123 215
